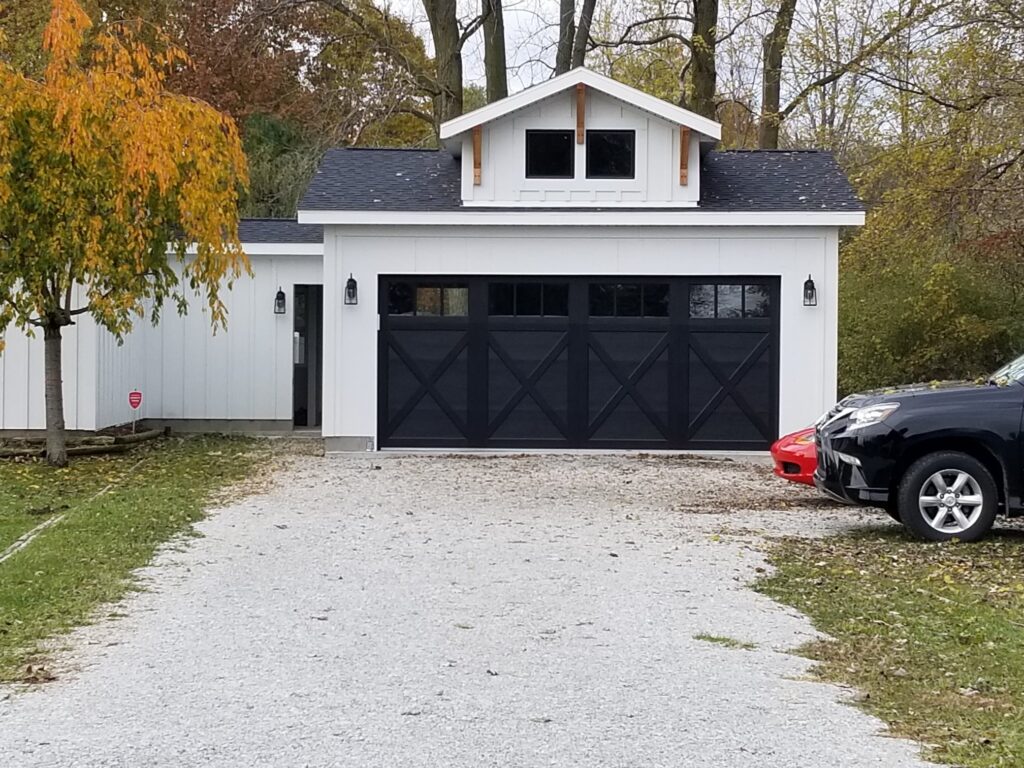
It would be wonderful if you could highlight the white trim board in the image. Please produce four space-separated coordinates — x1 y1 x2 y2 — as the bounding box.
238 243 323 256
181 242 323 256
460 200 700 209
298 210 865 227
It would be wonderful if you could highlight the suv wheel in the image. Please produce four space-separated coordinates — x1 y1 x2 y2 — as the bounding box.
897 451 998 542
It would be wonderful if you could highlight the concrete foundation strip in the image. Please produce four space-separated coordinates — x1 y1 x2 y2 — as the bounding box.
0 457 147 566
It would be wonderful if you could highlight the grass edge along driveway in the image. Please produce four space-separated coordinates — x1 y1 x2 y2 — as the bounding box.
758 526 1024 768
0 436 264 683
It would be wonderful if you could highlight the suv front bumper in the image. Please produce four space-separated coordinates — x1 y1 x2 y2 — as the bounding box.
815 426 893 506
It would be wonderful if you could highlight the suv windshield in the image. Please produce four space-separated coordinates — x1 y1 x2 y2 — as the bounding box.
990 353 1024 382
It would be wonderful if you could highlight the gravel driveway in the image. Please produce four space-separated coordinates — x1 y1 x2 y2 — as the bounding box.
0 453 935 767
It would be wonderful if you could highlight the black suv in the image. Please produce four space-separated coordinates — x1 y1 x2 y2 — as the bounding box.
815 355 1024 541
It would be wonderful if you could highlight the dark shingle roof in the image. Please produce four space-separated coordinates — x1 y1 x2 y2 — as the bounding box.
299 148 862 214
300 149 462 212
699 150 863 211
238 218 322 243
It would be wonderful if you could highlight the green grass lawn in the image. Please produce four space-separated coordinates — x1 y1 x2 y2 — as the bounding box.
759 525 1024 768
0 436 264 682
0 455 112 553
0 509 51 556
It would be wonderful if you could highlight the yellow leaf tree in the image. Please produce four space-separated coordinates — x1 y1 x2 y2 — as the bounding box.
0 0 248 466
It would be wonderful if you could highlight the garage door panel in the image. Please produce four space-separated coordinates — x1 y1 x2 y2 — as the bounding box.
733 357 774 430
587 333 671 441
690 394 766 444
687 351 720 424
390 392 466 440
383 328 470 443
434 350 470 422
689 331 768 368
487 330 570 440
687 330 774 444
591 394 667 442
491 398 567 440
379 277 779 450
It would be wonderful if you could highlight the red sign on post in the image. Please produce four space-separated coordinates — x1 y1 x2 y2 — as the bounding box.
128 391 143 410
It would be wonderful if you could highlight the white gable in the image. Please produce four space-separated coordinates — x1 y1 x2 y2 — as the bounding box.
440 68 721 150
439 69 718 208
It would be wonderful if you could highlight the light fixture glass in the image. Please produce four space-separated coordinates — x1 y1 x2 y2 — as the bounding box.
803 275 817 307
345 274 358 305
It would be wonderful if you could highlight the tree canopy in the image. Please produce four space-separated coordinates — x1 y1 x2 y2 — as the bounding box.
0 0 249 463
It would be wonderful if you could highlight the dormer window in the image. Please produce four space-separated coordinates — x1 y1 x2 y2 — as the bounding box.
525 130 574 178
586 130 635 179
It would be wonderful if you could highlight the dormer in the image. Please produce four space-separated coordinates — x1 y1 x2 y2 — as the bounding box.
440 68 720 208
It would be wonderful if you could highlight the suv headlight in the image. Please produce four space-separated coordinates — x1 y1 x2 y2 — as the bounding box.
817 406 853 428
847 402 900 430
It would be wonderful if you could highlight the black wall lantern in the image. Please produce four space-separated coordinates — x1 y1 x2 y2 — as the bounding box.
803 274 817 307
274 287 287 315
344 274 358 305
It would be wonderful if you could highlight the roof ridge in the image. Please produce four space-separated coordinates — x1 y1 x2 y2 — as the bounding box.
331 146 442 153
714 148 829 154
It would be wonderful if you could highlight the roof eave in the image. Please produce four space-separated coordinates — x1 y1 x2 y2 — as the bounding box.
297 209 865 227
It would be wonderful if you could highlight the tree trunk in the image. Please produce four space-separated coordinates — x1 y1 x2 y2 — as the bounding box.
758 0 797 149
570 0 597 69
555 0 575 75
43 323 68 467
482 0 508 102
422 0 463 125
685 0 718 121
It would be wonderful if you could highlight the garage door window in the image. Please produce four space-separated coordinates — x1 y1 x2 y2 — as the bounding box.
387 282 468 316
488 282 569 316
589 283 669 317
689 283 770 319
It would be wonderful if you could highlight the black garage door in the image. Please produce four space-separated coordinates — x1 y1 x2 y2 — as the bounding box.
378 276 779 450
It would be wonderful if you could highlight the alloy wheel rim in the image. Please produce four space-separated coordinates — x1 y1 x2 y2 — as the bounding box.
918 469 984 533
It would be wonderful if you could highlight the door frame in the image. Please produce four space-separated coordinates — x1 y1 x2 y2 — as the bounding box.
293 284 323 429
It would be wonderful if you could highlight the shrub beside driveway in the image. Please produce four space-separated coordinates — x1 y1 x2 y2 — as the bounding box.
759 527 1024 768
0 437 263 682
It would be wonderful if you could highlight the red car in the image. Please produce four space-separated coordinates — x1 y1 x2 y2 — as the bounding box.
771 427 817 486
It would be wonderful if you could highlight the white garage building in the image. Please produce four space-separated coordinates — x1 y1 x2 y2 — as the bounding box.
0 69 863 451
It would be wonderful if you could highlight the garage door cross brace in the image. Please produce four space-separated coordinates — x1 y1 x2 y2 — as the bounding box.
687 335 771 439
384 333 470 438
487 332 570 439
587 333 671 439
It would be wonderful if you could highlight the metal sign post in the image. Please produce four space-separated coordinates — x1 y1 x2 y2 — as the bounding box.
128 391 143 434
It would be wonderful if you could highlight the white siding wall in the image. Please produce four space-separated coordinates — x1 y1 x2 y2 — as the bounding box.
0 286 98 431
96 253 322 426
1 251 321 432
323 224 840 446
461 89 700 206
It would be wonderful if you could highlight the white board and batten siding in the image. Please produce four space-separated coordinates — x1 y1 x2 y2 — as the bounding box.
0 247 321 432
321 224 840 447
97 251 322 427
0 285 97 431
461 89 700 207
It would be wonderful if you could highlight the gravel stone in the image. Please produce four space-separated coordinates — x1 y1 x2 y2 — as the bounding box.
0 453 938 767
